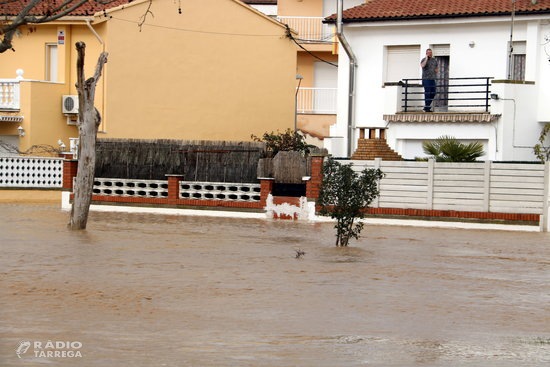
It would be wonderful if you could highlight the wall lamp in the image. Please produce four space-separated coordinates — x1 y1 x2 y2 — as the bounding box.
17 125 25 136
490 93 500 100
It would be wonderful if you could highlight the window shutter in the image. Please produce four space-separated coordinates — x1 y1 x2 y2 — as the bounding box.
385 45 421 82
431 44 450 57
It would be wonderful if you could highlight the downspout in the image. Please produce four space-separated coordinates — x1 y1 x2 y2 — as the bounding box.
336 0 357 158
85 19 104 45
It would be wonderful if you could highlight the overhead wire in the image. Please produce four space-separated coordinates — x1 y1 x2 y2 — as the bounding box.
284 25 338 67
107 16 339 68
108 16 284 37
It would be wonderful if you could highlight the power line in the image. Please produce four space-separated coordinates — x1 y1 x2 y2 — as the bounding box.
109 16 284 37
284 25 338 67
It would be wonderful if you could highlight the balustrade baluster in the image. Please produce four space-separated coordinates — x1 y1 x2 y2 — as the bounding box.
0 83 5 107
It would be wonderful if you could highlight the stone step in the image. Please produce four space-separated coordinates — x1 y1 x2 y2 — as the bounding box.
351 138 402 161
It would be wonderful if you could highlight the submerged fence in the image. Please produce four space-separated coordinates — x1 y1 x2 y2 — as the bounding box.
338 159 549 219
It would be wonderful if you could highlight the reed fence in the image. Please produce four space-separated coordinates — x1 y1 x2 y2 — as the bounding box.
95 139 265 183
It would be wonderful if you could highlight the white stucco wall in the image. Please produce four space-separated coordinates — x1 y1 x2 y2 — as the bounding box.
331 15 550 161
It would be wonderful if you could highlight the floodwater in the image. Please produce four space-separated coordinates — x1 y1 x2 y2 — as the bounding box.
1 203 549 366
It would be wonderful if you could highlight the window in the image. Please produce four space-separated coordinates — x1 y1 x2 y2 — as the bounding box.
509 41 526 81
385 45 421 82
45 43 58 82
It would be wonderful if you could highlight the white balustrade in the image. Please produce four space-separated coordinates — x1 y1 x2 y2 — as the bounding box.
0 80 20 110
277 17 334 43
180 181 261 202
93 178 169 198
296 87 337 114
0 157 63 188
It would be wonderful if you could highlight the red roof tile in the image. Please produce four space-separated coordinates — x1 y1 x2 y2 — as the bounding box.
0 0 131 17
327 0 550 22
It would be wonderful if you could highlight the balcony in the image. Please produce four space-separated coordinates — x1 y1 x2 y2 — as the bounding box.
0 80 20 110
296 87 337 114
400 77 493 113
277 17 333 43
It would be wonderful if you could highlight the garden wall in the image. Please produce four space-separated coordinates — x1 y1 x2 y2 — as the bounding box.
336 159 549 228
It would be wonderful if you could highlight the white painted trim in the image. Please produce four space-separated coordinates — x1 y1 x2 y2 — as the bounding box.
68 199 541 232
309 212 539 232
60 202 268 219
345 15 550 28
61 191 71 209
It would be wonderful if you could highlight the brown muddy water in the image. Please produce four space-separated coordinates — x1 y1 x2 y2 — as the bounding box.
1 203 549 366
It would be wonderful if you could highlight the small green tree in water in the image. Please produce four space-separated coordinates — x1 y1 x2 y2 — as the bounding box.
318 158 383 247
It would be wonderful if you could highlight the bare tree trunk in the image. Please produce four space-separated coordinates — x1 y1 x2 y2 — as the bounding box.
68 42 108 230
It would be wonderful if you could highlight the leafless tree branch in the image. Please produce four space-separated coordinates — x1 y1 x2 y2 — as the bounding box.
137 0 152 32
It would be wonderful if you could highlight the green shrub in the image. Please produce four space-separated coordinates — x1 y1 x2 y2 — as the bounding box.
318 158 383 247
422 135 485 162
533 123 550 163
251 129 315 158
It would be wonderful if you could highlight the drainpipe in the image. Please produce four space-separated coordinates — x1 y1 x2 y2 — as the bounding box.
336 0 357 158
85 19 104 45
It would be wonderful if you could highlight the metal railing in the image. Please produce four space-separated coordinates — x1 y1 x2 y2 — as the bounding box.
296 87 337 114
277 16 333 43
0 80 20 110
401 77 493 113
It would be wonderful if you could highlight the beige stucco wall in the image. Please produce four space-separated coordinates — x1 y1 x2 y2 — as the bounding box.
298 113 335 137
297 51 338 88
0 25 58 80
100 0 296 141
23 81 77 152
0 81 75 153
0 189 61 203
278 0 323 17
0 23 102 83
1 0 297 147
0 22 102 151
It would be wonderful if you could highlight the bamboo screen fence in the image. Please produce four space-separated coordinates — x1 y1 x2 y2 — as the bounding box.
95 139 266 183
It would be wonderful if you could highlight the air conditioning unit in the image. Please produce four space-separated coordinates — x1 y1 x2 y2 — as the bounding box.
62 95 79 114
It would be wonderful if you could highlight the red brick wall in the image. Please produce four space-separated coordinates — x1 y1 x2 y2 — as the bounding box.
306 155 324 199
62 160 78 190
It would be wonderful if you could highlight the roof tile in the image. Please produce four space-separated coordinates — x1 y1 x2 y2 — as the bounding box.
329 0 550 21
0 0 131 17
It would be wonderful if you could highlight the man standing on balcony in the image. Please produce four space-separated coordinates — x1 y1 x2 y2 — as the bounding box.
420 48 439 112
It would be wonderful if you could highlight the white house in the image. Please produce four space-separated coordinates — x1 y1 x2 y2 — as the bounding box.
325 0 550 161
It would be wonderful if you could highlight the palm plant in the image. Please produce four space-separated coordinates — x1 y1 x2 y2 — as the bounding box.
422 136 485 162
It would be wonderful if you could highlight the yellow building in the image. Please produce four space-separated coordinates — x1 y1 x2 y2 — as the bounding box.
245 0 365 143
0 0 297 154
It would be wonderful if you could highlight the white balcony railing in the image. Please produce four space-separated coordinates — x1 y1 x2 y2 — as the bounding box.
277 16 334 43
0 80 20 110
297 87 337 114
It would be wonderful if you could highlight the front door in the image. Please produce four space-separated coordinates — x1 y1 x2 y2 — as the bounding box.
434 55 450 111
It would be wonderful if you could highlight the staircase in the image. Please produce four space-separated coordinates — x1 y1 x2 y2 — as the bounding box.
351 127 402 161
